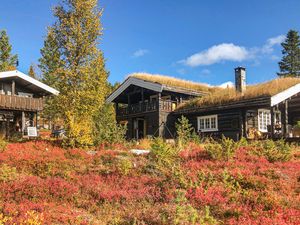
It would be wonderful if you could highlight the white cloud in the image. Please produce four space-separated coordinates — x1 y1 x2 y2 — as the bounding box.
182 43 251 67
261 35 285 54
132 49 149 58
219 81 234 88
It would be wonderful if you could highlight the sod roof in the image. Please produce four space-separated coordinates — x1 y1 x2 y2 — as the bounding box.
178 77 300 110
129 73 219 94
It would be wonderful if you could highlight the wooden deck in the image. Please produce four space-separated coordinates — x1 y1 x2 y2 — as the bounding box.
117 100 177 116
0 94 44 111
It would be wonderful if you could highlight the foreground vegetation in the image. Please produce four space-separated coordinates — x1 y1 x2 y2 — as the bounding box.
0 137 299 224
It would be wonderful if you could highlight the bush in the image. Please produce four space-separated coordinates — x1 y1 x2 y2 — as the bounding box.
176 116 198 148
116 156 133 175
0 164 18 182
93 104 127 146
0 138 7 152
204 136 239 161
149 138 179 167
252 139 292 162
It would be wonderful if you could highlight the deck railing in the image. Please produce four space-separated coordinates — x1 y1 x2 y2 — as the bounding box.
117 100 177 116
0 94 44 111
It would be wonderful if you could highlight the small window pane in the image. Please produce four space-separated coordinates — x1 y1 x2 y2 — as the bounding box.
205 118 210 129
211 117 216 129
199 119 204 129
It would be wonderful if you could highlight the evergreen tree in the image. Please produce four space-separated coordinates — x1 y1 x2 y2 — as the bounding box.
41 0 108 147
28 64 36 78
39 29 63 125
0 30 18 71
39 29 62 89
278 30 300 77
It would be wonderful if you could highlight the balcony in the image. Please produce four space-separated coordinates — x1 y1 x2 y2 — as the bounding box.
0 94 44 111
117 100 177 116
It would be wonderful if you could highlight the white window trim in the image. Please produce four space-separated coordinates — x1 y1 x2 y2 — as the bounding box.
197 115 218 132
258 109 271 132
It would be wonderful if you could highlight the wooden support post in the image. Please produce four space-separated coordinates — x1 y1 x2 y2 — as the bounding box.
243 110 247 138
36 112 38 128
270 107 274 139
158 93 161 111
11 80 15 96
239 110 244 139
285 100 289 137
21 111 25 136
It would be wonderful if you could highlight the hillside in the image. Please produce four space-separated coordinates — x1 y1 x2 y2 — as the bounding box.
0 140 299 224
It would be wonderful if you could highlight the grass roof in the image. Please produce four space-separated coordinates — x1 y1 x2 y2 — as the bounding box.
129 73 219 93
179 77 300 110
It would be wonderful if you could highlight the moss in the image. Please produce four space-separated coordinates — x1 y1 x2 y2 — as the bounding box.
180 77 300 109
129 73 219 93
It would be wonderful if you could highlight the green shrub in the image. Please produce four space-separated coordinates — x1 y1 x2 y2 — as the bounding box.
149 137 179 167
0 137 7 152
0 164 18 182
173 190 200 225
93 104 127 146
252 139 292 162
205 136 239 161
116 157 133 175
175 116 198 148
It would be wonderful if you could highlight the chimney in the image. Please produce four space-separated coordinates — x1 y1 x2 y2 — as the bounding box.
235 67 246 93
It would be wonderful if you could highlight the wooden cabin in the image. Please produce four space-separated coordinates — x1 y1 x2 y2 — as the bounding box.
108 68 300 141
106 73 210 139
0 70 59 138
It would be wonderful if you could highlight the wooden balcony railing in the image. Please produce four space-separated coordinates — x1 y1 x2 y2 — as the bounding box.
0 95 44 111
117 100 177 116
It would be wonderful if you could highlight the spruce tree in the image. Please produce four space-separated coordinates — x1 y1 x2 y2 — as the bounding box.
39 29 62 89
39 29 63 125
278 30 300 77
40 0 108 147
28 64 36 78
0 30 18 71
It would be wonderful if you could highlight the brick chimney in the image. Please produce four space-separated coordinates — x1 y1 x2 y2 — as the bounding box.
235 67 246 94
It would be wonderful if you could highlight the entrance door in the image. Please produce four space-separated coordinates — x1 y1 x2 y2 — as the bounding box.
133 118 146 139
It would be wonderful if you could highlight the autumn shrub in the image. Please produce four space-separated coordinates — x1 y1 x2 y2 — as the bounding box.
176 116 198 148
116 156 133 175
149 138 180 171
93 104 127 146
251 139 292 162
0 164 18 182
204 136 239 160
0 137 7 152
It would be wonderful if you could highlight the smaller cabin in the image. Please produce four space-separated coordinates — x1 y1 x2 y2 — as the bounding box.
176 68 300 140
0 70 59 138
106 73 212 139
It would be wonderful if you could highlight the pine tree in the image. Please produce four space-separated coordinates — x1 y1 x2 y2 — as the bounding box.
39 29 62 89
28 64 36 78
0 30 18 71
38 29 63 125
41 0 108 147
278 30 300 77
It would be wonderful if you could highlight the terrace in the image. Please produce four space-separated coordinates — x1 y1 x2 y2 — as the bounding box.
0 94 44 111
116 99 177 116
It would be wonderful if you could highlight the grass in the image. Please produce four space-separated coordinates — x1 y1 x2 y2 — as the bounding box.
179 77 300 109
129 73 219 93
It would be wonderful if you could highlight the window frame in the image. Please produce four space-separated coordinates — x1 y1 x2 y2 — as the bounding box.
258 109 271 132
197 114 218 132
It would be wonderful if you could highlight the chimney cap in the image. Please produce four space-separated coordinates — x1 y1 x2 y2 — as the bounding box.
235 66 246 71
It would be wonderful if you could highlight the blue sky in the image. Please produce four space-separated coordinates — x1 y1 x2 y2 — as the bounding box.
0 0 300 86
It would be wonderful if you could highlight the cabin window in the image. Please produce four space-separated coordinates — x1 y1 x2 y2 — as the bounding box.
258 109 271 132
197 115 218 132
